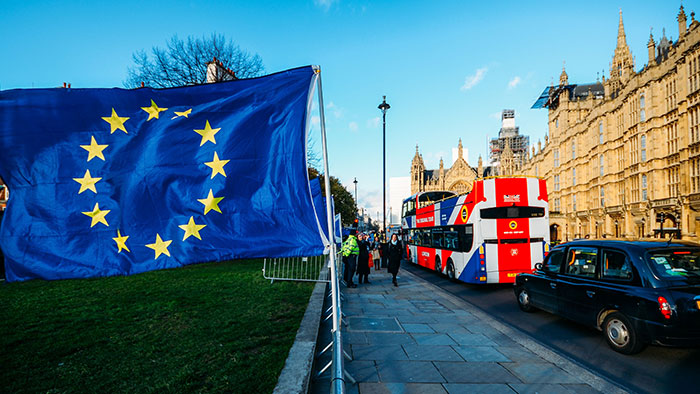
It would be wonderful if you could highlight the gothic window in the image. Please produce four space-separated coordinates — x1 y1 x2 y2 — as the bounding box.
668 121 679 153
572 140 576 159
641 135 647 162
600 154 604 176
640 94 646 122
599 121 604 144
554 149 559 167
573 194 577 211
554 175 560 191
642 174 648 201
631 176 640 202
691 107 700 144
572 168 576 186
600 186 605 207
554 198 561 212
668 166 679 197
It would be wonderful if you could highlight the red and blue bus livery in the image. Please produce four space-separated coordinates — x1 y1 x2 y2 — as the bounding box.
401 177 550 284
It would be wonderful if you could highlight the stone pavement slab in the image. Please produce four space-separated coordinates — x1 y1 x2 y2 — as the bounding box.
442 383 517 394
376 360 445 383
434 361 521 383
359 382 448 394
351 345 408 361
452 345 511 362
402 344 463 361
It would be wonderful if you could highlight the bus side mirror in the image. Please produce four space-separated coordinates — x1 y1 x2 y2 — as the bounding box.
534 262 543 271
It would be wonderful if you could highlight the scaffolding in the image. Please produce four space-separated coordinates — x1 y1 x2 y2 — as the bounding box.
488 110 530 172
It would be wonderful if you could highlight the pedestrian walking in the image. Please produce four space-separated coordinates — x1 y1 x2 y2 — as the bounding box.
379 238 389 269
388 233 403 287
341 230 359 288
357 233 371 284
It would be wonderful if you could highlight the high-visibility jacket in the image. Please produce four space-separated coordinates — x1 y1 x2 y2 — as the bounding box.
342 235 359 257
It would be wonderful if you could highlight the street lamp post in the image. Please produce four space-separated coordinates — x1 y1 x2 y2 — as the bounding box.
353 177 358 228
378 96 390 238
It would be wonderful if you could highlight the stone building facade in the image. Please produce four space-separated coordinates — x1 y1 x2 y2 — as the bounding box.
521 6 700 241
410 140 479 195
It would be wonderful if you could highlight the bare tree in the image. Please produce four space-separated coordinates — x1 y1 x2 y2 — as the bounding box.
125 34 264 88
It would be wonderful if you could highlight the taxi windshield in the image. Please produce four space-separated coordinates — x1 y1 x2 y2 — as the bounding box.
647 248 700 282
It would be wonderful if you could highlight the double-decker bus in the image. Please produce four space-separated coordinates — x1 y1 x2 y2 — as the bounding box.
401 177 549 284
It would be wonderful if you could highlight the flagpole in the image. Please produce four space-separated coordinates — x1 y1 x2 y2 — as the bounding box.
314 66 346 394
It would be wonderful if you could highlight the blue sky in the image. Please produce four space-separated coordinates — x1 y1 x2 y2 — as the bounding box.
1 0 692 221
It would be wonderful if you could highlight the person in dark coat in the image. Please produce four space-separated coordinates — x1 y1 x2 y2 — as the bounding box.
388 233 403 287
356 233 371 284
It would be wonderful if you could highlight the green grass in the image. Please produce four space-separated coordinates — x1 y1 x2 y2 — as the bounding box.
0 259 315 394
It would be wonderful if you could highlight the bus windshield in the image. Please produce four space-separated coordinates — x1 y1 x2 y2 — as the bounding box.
480 206 545 219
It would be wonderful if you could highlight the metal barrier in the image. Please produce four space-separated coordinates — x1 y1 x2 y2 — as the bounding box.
262 255 330 283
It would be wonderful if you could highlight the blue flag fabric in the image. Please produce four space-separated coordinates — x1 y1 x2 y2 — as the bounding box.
0 66 325 282
309 177 329 241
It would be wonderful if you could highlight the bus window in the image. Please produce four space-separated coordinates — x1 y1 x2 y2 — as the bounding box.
480 206 545 219
402 200 416 218
432 228 444 248
459 224 474 252
444 227 459 250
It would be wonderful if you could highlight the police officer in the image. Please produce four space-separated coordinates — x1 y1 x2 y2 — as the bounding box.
341 229 359 288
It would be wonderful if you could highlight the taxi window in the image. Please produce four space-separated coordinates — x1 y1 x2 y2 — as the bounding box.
601 249 633 280
543 249 564 273
565 247 598 278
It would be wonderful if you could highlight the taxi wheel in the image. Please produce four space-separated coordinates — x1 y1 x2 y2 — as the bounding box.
603 312 646 355
516 287 535 312
446 260 456 281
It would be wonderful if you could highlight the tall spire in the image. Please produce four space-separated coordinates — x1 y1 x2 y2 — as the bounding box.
617 9 627 48
610 9 634 83
458 138 464 160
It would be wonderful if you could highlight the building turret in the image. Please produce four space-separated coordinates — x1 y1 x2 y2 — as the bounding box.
411 144 426 193
477 155 483 178
648 30 656 67
679 5 688 37
559 62 569 86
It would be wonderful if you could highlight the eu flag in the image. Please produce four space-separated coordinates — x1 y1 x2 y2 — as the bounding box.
0 66 326 282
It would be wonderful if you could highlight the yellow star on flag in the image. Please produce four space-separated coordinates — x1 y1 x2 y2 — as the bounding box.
197 189 224 215
113 229 130 253
178 216 207 241
194 120 221 146
145 233 172 259
141 99 168 121
171 108 192 119
101 108 129 134
73 169 102 194
204 152 230 179
80 136 108 162
82 202 110 228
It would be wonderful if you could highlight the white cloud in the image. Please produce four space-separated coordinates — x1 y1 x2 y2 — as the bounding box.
313 0 337 11
508 76 521 89
366 116 380 129
489 112 501 120
311 115 320 127
461 67 488 91
327 101 343 119
349 121 358 132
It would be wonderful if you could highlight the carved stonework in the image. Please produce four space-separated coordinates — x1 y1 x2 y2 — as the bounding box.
410 141 477 195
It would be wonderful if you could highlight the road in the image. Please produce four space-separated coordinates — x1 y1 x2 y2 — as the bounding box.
402 263 700 394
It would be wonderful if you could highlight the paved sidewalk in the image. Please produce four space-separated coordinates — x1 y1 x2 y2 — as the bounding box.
316 267 628 394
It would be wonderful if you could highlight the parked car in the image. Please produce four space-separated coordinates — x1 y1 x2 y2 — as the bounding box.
514 239 700 354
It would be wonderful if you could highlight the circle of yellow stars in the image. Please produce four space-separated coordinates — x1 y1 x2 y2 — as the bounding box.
75 100 230 260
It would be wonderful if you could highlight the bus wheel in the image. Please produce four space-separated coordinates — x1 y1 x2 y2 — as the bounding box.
435 256 442 274
446 260 456 281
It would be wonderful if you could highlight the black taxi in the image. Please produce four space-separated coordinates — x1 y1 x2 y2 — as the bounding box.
514 239 700 354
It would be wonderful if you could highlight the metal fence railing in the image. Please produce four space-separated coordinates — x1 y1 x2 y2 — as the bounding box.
262 255 330 283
